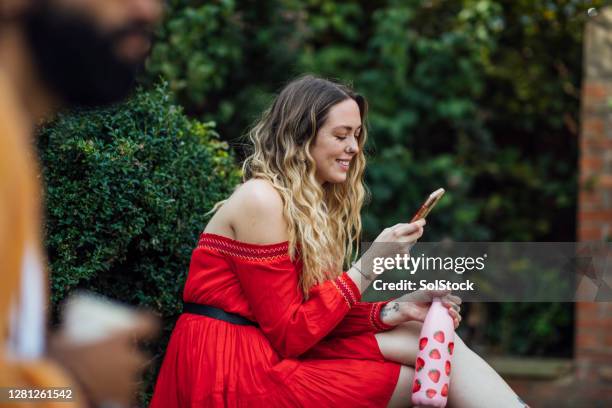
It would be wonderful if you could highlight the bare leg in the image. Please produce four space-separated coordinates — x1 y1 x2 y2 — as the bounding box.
387 366 415 408
375 322 526 408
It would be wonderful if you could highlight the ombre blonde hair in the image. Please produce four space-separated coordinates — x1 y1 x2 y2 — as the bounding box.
212 75 369 297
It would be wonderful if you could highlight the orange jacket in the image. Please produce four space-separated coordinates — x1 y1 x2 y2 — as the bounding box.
0 69 80 407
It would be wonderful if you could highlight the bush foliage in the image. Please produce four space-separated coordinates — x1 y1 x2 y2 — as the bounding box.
39 84 239 313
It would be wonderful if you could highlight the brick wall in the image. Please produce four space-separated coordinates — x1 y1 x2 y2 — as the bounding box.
574 6 612 404
579 9 612 242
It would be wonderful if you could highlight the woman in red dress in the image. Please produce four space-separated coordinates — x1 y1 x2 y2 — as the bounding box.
150 76 524 407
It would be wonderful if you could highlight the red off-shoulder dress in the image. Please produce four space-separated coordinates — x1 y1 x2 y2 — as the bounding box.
150 233 401 407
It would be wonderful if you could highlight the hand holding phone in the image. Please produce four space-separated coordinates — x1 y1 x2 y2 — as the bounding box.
365 188 445 276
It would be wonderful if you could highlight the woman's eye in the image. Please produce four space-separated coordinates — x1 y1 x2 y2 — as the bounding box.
335 135 347 140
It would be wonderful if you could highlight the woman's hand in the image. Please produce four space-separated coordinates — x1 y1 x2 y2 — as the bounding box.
372 218 426 257
379 290 462 329
365 218 426 266
347 219 426 292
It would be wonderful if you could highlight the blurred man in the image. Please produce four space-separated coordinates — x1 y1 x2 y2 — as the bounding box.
0 0 162 406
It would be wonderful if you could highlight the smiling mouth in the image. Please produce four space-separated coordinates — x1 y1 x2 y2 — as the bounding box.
336 159 350 170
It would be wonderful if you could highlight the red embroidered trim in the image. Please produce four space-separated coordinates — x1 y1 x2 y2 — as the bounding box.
197 233 289 261
332 273 359 308
331 280 351 308
370 301 395 332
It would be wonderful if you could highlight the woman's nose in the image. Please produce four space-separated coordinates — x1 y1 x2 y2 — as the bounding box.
346 137 359 154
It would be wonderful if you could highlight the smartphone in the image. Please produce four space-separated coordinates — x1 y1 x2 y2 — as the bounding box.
61 291 142 344
410 188 445 222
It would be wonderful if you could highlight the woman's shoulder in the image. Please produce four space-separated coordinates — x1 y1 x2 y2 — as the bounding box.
225 179 288 244
235 178 281 201
228 179 283 213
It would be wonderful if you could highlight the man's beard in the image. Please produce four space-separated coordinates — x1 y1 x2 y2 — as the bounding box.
23 5 152 108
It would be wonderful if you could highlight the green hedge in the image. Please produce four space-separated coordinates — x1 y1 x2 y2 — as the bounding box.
38 84 240 402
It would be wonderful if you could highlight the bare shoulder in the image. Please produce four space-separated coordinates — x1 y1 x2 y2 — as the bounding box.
224 179 288 244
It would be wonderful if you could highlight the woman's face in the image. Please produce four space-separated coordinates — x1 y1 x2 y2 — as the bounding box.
310 98 362 185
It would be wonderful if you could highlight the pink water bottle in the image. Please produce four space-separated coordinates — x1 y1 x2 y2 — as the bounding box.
411 297 455 407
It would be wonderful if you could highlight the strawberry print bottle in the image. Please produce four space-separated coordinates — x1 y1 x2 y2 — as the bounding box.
411 297 455 407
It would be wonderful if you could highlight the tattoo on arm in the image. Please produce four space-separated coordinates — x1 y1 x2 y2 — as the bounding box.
381 302 400 318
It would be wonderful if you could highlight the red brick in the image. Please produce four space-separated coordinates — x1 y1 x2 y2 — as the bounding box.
579 210 612 222
583 82 608 102
579 202 604 212
578 227 606 240
583 138 612 151
582 117 605 138
577 302 600 312
580 156 604 173
577 329 606 349
578 317 612 330
576 350 612 363
579 219 607 228
576 307 596 321
579 191 603 211
600 175 612 188
577 302 612 321
581 143 608 156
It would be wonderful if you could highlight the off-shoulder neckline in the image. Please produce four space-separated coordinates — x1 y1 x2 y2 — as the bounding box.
199 232 290 249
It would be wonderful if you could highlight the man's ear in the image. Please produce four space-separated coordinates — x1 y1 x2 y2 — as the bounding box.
0 0 33 20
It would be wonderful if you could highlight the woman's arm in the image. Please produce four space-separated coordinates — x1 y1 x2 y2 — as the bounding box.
326 290 462 338
325 300 396 337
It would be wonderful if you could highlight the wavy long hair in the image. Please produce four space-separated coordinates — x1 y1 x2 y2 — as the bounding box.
213 75 369 297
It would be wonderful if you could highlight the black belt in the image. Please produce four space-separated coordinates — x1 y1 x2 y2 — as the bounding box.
182 302 259 327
